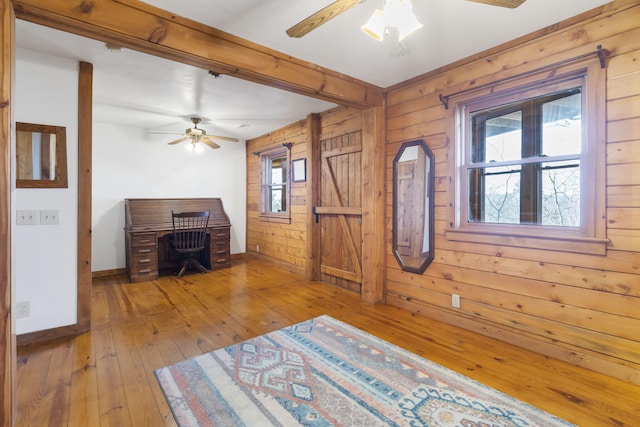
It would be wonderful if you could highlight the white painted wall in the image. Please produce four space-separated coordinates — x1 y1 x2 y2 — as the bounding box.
91 122 247 272
15 48 79 334
14 47 247 336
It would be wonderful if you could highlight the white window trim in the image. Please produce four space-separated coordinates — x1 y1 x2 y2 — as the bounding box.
444 56 608 255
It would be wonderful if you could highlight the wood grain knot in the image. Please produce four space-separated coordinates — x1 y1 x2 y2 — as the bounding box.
79 1 95 14
148 23 168 44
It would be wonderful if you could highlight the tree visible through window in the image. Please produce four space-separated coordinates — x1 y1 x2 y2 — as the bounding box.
446 52 607 254
468 89 582 227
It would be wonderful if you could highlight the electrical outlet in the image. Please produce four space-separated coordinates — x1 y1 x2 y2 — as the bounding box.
256 244 260 252
15 301 30 319
40 210 60 225
452 294 461 309
16 210 38 225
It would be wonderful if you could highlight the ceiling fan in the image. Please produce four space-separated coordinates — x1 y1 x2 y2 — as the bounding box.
286 0 527 38
165 117 239 150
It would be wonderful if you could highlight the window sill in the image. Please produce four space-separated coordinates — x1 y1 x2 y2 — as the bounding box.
444 227 608 256
259 214 291 224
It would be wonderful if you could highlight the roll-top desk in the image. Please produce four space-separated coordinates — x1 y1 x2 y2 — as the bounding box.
125 198 231 282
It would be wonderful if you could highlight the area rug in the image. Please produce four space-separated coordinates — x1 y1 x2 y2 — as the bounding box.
155 315 575 426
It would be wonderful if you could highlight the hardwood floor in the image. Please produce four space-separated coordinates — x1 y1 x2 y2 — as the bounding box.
16 256 640 426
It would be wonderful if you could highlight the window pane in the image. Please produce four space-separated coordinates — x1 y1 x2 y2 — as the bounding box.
541 160 580 227
269 186 283 212
261 149 289 216
542 92 581 157
270 157 287 185
468 165 521 224
484 111 522 163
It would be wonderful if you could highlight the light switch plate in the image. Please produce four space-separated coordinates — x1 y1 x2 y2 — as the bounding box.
16 210 38 225
40 210 60 225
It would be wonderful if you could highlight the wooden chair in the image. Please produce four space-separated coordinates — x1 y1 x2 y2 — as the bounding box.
170 210 210 278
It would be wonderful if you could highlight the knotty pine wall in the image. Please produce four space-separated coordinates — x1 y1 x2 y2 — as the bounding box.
246 107 365 276
384 0 640 385
246 119 311 273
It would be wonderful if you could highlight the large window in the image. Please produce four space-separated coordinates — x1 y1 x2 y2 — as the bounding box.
446 56 607 254
468 88 581 227
260 148 290 221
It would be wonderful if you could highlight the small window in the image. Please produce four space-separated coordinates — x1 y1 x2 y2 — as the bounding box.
260 148 290 221
446 56 607 255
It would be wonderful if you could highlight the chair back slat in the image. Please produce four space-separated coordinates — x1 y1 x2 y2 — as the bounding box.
171 210 210 253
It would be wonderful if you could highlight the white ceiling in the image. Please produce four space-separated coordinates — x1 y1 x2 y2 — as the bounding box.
15 0 610 141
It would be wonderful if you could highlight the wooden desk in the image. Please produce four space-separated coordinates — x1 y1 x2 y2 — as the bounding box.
124 198 231 282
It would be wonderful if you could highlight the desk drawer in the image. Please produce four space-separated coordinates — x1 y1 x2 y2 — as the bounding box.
211 254 231 269
131 246 157 258
130 252 158 281
210 228 230 240
209 226 230 270
211 239 229 250
131 233 156 247
211 248 229 263
131 252 157 266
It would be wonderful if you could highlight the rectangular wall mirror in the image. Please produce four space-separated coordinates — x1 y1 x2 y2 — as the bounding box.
16 122 68 188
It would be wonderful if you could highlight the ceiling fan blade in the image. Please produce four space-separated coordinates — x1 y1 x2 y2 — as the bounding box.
206 135 239 143
286 0 362 38
201 138 221 150
465 0 526 8
167 136 191 145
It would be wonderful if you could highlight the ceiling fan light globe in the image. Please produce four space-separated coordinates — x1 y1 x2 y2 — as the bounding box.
362 0 422 42
362 8 386 41
387 0 422 41
185 141 204 153
397 17 423 41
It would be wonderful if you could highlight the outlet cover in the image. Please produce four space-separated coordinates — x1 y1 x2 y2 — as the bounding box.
15 301 30 319
452 294 461 309
40 210 60 225
16 210 38 225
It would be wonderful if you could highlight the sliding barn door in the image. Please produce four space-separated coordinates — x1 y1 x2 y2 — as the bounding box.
315 131 363 292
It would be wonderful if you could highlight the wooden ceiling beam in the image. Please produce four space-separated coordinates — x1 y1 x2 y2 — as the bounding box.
13 0 383 109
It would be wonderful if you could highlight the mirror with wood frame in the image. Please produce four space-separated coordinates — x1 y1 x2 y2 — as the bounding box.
392 139 435 274
16 122 68 188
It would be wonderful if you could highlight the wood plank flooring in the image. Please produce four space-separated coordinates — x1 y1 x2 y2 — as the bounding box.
16 256 640 426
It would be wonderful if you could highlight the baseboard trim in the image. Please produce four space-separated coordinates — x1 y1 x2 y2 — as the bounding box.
245 251 305 275
92 268 127 278
17 322 88 346
92 254 247 280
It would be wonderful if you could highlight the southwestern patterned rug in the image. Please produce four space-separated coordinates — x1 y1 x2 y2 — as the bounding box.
155 315 574 426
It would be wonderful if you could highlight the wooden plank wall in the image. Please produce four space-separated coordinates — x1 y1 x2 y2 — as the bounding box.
246 107 364 276
384 0 640 385
246 119 310 274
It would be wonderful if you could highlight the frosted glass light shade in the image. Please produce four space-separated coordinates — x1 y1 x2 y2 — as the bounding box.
361 8 386 41
361 0 422 42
